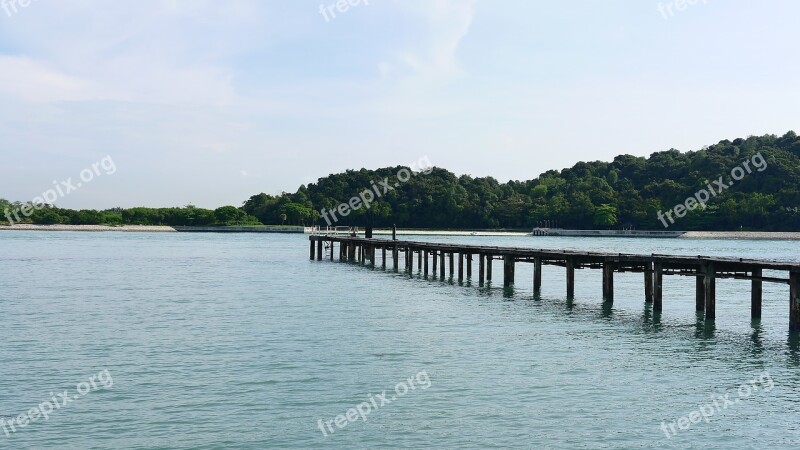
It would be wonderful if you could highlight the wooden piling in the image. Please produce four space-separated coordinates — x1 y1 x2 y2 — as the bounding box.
439 252 446 279
424 250 429 277
486 254 493 281
317 239 323 261
330 242 335 261
602 262 614 303
432 250 438 273
478 254 485 286
704 262 716 320
791 271 800 332
392 245 398 271
449 253 455 278
654 262 663 311
503 255 515 287
644 262 653 303
382 247 386 268
418 250 422 271
466 254 472 279
310 240 315 260
695 270 705 311
534 257 542 293
566 258 575 297
458 253 464 281
752 268 762 319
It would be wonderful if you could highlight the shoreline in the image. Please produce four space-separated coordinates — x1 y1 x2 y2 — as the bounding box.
0 224 177 232
678 231 800 240
3 225 800 240
0 224 306 233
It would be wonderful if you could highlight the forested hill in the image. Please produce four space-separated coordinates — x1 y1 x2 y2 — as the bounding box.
3 132 799 230
243 131 800 231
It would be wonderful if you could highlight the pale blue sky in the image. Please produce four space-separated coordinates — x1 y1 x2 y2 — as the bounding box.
1 0 798 208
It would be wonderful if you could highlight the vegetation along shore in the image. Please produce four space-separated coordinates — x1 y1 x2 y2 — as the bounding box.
3 132 799 232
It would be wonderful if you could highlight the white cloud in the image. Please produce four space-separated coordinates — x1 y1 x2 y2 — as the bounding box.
394 0 475 79
0 56 109 103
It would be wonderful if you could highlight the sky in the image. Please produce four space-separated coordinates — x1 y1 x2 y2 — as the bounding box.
1 0 799 209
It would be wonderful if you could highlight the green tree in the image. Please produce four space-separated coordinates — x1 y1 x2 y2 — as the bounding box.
280 203 313 225
214 206 244 225
32 208 65 225
593 204 618 228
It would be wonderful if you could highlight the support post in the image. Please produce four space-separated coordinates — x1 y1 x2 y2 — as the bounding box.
791 271 800 332
382 247 386 268
317 239 323 261
534 257 542 294
654 262 663 311
696 269 705 311
423 250 429 277
602 261 614 303
432 250 438 273
458 253 464 281
704 262 716 320
449 253 455 278
418 250 422 271
644 262 653 303
349 242 355 261
466 254 472 279
752 268 762 319
330 242 335 261
479 254 485 286
392 244 398 271
310 239 315 260
503 255 515 287
566 258 575 297
486 254 493 282
440 252 446 279
604 262 614 302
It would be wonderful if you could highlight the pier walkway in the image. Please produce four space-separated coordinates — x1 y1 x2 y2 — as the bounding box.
309 236 800 332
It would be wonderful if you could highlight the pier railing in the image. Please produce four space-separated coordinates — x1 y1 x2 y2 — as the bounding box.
308 235 800 332
309 226 358 236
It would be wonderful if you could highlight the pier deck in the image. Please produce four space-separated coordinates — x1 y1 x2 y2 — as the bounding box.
309 236 800 331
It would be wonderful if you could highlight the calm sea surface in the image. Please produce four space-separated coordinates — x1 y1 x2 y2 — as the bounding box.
1 232 799 449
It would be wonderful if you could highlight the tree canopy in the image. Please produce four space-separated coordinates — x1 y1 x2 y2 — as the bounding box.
242 132 800 231
4 132 800 231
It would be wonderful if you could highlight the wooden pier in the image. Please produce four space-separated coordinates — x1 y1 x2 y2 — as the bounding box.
309 235 800 332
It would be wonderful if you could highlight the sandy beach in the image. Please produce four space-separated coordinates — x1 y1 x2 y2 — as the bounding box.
0 224 176 232
3 225 800 240
679 231 800 240
373 229 528 237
